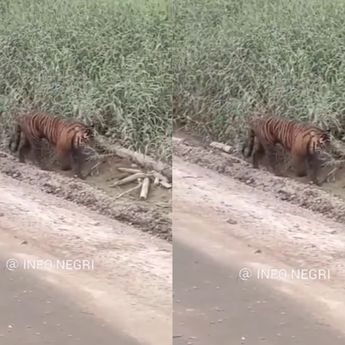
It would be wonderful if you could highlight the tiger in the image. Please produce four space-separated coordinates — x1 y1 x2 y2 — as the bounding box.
242 116 330 185
8 112 93 179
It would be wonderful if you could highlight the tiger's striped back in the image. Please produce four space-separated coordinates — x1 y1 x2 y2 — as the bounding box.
15 112 92 150
242 115 330 185
9 111 93 179
247 116 330 156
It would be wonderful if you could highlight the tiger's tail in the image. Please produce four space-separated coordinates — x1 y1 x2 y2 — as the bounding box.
242 128 255 158
9 124 22 152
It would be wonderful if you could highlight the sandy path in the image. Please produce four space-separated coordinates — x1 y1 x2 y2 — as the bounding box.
173 156 345 282
173 156 345 336
0 173 172 345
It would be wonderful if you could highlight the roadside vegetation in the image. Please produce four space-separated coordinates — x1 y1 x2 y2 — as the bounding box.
174 0 345 146
0 0 172 160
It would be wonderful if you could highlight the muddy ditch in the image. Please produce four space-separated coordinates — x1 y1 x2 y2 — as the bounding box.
0 151 171 241
173 137 345 226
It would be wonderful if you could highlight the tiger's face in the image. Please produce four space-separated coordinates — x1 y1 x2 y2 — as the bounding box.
312 130 330 153
318 130 330 150
72 125 94 148
82 127 93 143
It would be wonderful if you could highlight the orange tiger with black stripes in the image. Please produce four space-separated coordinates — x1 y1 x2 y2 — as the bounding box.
242 116 330 185
9 112 93 179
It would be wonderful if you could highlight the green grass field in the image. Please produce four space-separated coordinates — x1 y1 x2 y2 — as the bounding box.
0 0 172 160
174 0 345 147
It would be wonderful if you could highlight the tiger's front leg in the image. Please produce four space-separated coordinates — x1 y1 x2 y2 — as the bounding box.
266 145 284 177
31 139 47 170
56 147 72 171
306 153 322 186
71 147 86 179
292 154 307 178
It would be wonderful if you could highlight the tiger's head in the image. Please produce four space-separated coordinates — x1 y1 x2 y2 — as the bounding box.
82 126 94 143
73 124 94 148
318 129 331 150
311 128 330 153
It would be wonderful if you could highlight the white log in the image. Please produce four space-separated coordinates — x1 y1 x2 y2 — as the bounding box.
159 180 172 189
95 136 171 181
114 182 142 200
111 172 147 187
140 177 150 200
210 141 233 153
117 167 142 174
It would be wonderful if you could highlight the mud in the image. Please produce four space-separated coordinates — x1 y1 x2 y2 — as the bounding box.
0 150 171 240
173 136 345 226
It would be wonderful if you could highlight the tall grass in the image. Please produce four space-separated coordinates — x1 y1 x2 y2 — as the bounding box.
174 0 345 147
0 0 172 160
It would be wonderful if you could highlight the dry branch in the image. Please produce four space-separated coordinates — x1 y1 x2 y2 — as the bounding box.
152 171 169 184
151 171 172 189
153 176 160 186
324 167 338 184
114 182 142 200
95 136 172 181
219 152 248 165
90 153 116 161
210 141 233 154
117 167 142 174
159 180 172 189
88 161 103 176
172 137 185 145
140 177 150 200
331 139 345 159
110 172 147 187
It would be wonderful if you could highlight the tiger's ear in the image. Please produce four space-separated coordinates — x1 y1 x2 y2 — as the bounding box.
323 129 331 140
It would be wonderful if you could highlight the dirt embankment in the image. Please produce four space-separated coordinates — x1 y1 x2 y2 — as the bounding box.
0 151 171 240
173 136 345 227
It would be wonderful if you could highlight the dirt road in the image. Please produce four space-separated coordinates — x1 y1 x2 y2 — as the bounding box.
0 173 172 345
173 155 345 344
0 245 139 345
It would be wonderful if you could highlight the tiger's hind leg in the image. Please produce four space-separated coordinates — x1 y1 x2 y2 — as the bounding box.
252 140 265 169
18 137 31 163
30 139 47 170
264 144 284 176
20 137 46 170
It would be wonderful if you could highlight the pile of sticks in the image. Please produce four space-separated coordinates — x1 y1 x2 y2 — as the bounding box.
93 136 172 181
81 137 172 200
110 167 171 200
